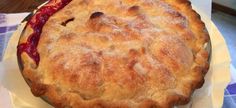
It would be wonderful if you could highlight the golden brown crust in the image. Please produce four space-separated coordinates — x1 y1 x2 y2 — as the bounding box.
18 0 210 108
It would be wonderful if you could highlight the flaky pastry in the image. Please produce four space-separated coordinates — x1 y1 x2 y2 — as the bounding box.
17 0 210 108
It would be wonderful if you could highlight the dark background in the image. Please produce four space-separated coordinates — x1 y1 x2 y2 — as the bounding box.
0 0 47 13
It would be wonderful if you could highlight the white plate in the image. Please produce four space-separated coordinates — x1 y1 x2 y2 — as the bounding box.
0 1 230 108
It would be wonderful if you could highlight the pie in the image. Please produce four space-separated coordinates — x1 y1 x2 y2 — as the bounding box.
17 0 210 108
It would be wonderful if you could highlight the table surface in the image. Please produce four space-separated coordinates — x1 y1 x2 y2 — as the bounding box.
0 0 47 13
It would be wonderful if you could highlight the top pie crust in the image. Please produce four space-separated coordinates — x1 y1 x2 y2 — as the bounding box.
17 0 210 108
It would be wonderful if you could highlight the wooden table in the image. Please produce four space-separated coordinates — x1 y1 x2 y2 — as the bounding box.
0 0 47 13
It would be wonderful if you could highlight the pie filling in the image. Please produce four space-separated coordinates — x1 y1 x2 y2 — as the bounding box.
17 0 72 65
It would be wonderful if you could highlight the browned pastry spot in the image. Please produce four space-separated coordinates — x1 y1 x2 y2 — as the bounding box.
31 82 48 97
90 12 104 19
61 17 75 26
128 5 140 15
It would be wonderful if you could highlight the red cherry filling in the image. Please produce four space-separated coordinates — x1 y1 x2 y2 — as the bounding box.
17 0 72 65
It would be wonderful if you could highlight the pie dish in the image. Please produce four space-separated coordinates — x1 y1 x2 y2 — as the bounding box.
17 0 210 108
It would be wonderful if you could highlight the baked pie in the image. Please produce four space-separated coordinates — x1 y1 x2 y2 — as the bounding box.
17 0 210 107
